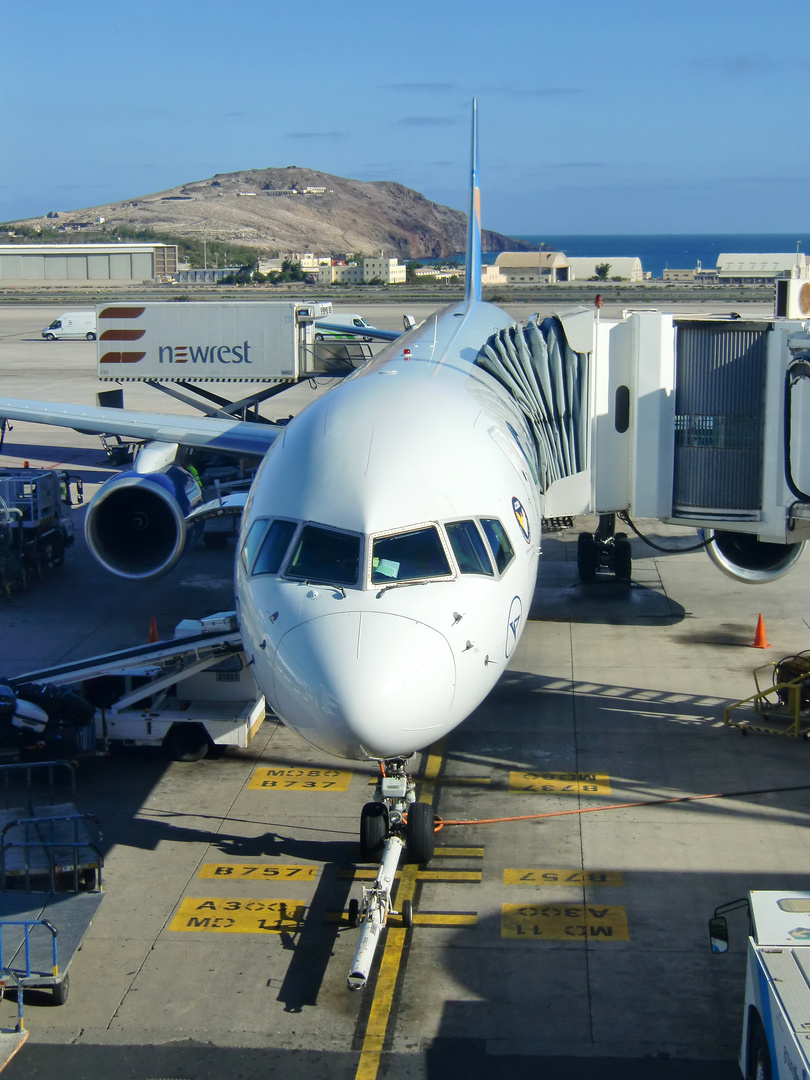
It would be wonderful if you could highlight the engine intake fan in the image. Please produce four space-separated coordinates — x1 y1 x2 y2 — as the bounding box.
85 465 202 579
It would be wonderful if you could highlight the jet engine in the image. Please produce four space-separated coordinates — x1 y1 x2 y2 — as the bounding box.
85 465 203 579
705 529 806 584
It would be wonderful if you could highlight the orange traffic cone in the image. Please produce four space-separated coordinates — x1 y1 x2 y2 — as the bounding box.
147 616 159 643
751 613 770 649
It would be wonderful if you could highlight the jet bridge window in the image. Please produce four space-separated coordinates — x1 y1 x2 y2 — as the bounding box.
252 519 297 576
371 526 452 584
446 520 494 576
481 518 514 573
286 524 361 586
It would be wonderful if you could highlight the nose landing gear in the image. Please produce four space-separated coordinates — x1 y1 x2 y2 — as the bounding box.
347 758 435 990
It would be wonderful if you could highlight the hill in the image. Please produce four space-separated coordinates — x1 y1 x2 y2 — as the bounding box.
10 167 533 260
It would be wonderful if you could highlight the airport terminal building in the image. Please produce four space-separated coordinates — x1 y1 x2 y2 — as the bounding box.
0 243 178 284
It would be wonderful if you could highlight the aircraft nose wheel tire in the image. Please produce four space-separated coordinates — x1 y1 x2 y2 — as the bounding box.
360 802 388 861
401 899 414 928
406 802 435 864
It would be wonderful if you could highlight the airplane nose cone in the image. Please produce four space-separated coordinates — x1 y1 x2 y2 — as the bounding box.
272 611 456 759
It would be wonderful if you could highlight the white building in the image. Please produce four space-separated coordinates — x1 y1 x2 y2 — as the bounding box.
363 255 406 284
318 263 365 285
0 242 178 283
566 257 645 282
715 253 809 285
318 255 406 285
493 251 571 283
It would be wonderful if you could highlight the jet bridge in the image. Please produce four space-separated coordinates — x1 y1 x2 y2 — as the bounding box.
476 280 810 584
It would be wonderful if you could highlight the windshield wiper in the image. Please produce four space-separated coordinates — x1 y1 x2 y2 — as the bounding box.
302 578 347 597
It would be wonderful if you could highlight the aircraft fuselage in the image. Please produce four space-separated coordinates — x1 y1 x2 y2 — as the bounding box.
236 300 543 760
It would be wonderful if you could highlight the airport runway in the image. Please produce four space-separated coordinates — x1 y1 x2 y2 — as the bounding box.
0 298 805 1079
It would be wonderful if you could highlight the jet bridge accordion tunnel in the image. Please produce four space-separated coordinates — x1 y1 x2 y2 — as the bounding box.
478 306 810 585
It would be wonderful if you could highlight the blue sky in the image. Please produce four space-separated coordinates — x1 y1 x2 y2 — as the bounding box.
3 0 808 235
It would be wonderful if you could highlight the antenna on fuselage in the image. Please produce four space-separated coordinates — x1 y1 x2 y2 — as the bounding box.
465 98 482 305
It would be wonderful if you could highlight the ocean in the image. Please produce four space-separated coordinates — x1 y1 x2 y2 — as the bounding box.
508 234 810 281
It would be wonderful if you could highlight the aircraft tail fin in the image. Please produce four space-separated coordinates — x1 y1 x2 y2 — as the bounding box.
465 98 482 304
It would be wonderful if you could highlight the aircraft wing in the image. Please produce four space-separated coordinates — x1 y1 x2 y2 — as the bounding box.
0 398 281 458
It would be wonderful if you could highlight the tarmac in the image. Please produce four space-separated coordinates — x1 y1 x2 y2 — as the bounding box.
0 297 805 1079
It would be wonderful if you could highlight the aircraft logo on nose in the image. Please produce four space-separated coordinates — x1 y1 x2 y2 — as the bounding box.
512 497 530 543
506 596 522 659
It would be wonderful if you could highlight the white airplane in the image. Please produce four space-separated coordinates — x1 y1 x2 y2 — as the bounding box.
0 102 541 866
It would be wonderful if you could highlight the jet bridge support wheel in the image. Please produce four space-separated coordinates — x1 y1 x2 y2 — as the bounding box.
577 532 597 582
613 534 632 583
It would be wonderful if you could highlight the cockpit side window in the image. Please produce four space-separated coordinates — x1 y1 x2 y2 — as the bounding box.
480 518 515 573
286 524 361 585
252 519 297 576
241 518 269 572
371 526 452 584
446 520 494 576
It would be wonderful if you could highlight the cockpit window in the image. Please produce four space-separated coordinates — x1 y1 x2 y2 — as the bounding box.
252 519 297 576
446 520 494 576
480 518 514 573
371 526 452 584
241 518 269 572
286 524 361 585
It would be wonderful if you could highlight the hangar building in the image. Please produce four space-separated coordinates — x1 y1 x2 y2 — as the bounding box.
0 243 178 284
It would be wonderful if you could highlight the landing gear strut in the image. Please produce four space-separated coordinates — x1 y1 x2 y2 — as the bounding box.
347 758 434 990
577 514 632 584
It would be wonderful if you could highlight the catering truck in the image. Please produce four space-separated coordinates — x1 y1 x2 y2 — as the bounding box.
710 890 810 1078
96 300 334 382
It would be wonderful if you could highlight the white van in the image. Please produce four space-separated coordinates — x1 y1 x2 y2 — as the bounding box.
314 314 376 341
42 312 97 341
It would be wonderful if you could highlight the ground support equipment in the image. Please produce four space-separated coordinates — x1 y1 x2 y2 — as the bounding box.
7 613 265 760
0 759 104 1058
0 469 82 595
724 654 810 737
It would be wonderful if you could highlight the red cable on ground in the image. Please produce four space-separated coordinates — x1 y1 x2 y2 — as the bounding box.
425 782 810 831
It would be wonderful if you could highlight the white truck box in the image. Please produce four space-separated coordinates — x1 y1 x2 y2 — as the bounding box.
96 300 332 382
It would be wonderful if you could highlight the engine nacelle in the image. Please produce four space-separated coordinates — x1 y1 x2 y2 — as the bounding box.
85 465 202 579
705 529 806 584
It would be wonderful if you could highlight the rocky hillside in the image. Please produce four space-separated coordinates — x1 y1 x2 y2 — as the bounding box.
13 167 532 260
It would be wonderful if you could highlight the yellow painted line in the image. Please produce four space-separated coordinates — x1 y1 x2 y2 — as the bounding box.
412 913 477 926
434 846 484 858
170 897 305 933
248 766 353 791
198 863 318 881
346 868 481 882
354 741 447 1080
443 776 491 785
501 903 629 941
504 869 623 887
355 926 406 1080
509 771 611 795
420 740 444 801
